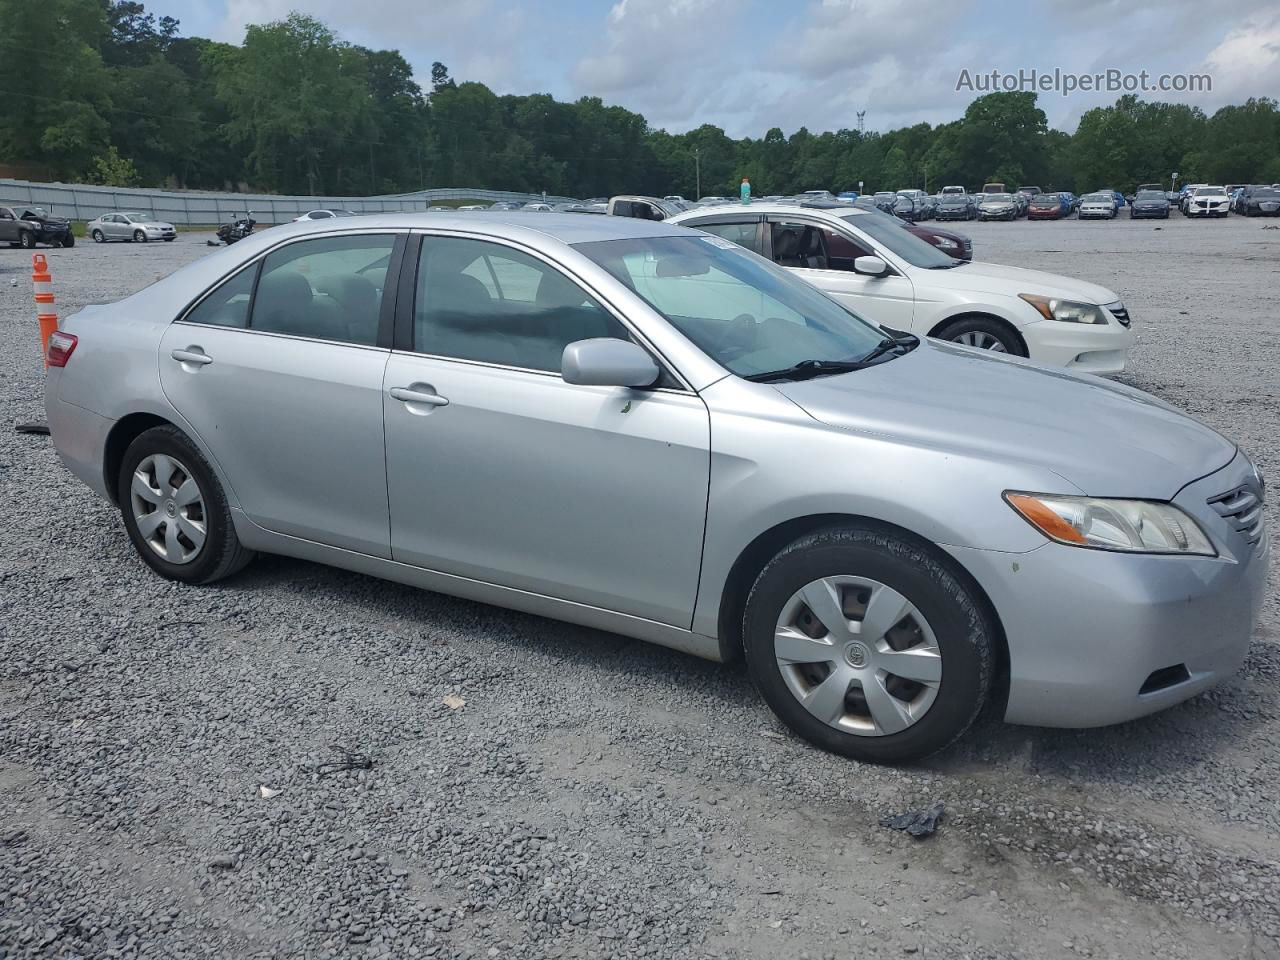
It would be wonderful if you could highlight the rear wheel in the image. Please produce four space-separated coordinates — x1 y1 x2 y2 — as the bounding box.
743 525 995 763
118 425 254 584
935 316 1023 355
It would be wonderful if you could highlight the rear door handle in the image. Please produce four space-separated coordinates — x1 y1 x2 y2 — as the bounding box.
390 386 449 407
171 348 212 366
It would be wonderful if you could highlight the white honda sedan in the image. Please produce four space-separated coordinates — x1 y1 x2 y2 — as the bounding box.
669 203 1133 375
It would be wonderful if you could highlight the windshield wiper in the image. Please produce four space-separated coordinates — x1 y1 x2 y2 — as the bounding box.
743 358 869 383
859 332 919 364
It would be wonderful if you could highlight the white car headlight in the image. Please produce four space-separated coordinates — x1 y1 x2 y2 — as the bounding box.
1005 492 1216 556
1018 294 1109 324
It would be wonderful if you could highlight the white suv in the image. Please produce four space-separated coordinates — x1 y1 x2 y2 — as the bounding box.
669 203 1133 375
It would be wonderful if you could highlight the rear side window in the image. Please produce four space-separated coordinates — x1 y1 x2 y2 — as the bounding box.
184 265 256 329
414 236 629 372
691 221 761 254
251 234 395 346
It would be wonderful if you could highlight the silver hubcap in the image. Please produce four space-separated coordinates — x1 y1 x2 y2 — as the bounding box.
953 331 1007 352
774 576 942 736
130 454 207 564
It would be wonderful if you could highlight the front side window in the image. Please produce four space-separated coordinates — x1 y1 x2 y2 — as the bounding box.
770 220 871 271
251 234 395 346
576 235 885 378
414 236 629 372
184 264 256 329
837 211 959 268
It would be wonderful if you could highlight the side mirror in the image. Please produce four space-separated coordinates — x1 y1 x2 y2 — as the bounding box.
853 256 889 277
562 338 660 388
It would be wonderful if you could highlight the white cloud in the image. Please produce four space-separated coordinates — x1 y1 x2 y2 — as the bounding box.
1201 9 1280 107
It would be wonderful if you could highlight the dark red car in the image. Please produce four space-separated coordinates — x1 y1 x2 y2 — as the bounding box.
900 218 973 260
1027 194 1068 220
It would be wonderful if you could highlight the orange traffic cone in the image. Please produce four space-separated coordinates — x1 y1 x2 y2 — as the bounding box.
32 253 58 367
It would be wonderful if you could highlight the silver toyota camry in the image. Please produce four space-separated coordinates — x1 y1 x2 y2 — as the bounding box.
44 213 1268 763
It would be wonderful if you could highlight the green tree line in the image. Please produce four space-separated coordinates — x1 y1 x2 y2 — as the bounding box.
3 0 1279 198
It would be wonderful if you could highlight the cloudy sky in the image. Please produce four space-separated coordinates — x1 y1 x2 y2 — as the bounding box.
152 0 1280 137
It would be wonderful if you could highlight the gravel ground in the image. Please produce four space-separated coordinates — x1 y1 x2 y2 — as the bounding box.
2 217 1278 960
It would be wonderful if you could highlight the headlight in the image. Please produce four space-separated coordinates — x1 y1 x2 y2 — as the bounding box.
1018 293 1109 324
933 237 958 250
1005 492 1215 555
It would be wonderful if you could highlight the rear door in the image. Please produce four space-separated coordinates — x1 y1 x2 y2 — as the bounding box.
158 231 405 557
764 216 916 331
0 208 15 243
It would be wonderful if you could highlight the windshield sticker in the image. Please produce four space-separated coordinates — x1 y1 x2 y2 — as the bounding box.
701 235 738 249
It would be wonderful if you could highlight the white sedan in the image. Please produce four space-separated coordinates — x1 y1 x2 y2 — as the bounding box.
669 203 1133 375
1184 186 1231 218
292 209 357 222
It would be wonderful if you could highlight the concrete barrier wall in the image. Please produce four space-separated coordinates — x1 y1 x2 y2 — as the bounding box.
0 180 578 224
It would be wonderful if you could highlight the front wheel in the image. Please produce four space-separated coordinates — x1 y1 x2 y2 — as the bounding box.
62 235 75 247
134 229 147 242
19 231 35 249
935 316 1023 355
743 525 995 763
118 425 255 584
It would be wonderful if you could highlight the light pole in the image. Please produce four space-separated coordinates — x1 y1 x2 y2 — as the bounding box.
693 147 701 200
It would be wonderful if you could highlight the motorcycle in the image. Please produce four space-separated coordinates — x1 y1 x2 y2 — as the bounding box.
211 212 256 246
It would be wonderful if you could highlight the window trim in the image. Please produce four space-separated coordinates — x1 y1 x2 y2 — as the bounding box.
174 228 408 349
678 214 765 256
396 229 694 393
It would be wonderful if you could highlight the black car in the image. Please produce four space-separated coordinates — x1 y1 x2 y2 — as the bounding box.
1239 185 1280 216
934 194 975 221
892 195 926 222
1129 189 1170 219
0 204 74 248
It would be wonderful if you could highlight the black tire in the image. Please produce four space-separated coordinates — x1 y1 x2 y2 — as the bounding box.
164 236 176 241
935 315 1024 355
742 525 995 763
92 229 105 243
117 425 255 584
134 229 147 242
62 235 74 248
19 231 35 249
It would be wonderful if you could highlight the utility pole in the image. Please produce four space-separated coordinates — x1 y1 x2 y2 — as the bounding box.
693 147 702 199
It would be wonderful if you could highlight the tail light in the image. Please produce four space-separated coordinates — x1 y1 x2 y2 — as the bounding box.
47 331 78 367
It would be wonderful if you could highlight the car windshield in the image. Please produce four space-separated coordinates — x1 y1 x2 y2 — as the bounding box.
838 211 961 268
1195 187 1223 196
1083 193 1111 202
1251 188 1279 198
23 208 48 218
1135 191 1165 200
982 194 1012 203
1031 196 1059 204
126 213 154 222
575 235 887 378
940 197 966 204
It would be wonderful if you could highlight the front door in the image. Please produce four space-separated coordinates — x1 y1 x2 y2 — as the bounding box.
383 234 710 627
0 208 16 243
766 216 917 332
158 231 403 557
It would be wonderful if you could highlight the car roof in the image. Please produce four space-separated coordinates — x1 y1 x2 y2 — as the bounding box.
256 211 690 246
672 202 861 223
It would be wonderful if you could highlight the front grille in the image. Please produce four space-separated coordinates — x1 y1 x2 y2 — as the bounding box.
1208 484 1265 546
1105 302 1130 327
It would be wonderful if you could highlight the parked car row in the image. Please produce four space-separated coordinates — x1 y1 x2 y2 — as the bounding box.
43 208 1265 766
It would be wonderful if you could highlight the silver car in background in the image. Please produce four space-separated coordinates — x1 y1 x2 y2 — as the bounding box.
44 214 1267 763
87 212 177 243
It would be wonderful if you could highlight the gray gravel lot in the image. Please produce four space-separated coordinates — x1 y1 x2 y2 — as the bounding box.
2 217 1278 960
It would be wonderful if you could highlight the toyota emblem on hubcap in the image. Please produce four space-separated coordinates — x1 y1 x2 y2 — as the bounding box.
844 641 870 668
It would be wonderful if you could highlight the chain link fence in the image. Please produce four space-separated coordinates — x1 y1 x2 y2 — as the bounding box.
0 179 579 225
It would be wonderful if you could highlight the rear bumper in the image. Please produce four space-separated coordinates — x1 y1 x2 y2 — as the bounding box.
45 377 114 500
944 452 1268 728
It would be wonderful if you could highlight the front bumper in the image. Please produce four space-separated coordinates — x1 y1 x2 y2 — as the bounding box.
945 452 1268 728
1022 315 1134 375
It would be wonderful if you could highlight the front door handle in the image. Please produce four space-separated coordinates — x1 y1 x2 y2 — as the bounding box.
389 386 449 407
171 348 212 366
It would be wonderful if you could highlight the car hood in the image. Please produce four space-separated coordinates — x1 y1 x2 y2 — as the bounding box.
27 215 69 226
926 261 1118 303
773 341 1235 500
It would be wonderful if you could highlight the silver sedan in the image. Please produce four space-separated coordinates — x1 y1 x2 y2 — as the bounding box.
87 212 177 243
43 213 1268 763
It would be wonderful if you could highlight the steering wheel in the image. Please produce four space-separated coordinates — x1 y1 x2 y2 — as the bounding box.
713 313 759 360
